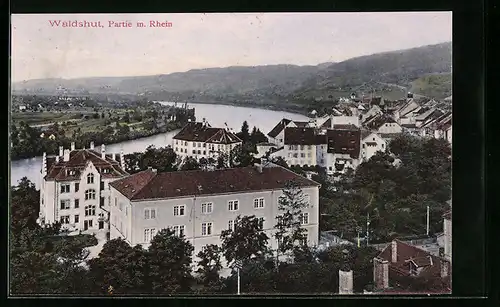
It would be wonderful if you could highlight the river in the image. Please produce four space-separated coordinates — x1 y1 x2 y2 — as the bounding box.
10 102 309 188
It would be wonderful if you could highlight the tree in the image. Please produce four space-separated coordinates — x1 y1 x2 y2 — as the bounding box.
239 121 250 143
274 180 309 261
229 144 255 167
141 145 178 172
180 156 201 171
220 215 269 266
87 238 149 294
195 244 225 293
148 229 194 294
122 112 130 123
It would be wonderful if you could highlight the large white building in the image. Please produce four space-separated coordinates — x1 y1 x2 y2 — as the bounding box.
38 142 129 235
360 132 387 162
172 120 242 162
270 124 362 176
108 163 320 267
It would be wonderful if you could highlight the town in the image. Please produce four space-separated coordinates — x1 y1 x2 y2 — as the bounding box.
10 12 453 297
11 91 452 295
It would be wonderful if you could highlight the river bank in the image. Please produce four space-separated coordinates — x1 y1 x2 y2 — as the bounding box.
182 100 312 116
11 103 309 188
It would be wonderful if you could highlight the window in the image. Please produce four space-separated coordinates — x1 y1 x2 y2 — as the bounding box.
125 207 128 216
119 202 123 211
201 202 213 214
228 220 235 231
173 225 185 237
192 150 196 154
114 198 117 207
293 153 298 158
60 184 70 193
87 173 94 184
60 215 70 224
203 150 206 155
173 205 185 216
99 221 104 229
175 140 178 145
253 198 265 209
144 228 157 242
382 144 385 148
300 153 305 158
74 199 79 208
175 147 178 152
288 145 292 150
145 208 156 219
100 197 105 207
228 200 239 211
258 217 265 230
60 200 70 210
201 222 213 236
88 220 93 228
203 143 206 148
85 189 96 200
75 183 80 192
300 212 309 225
197 150 201 155
184 141 187 146
100 181 105 190
85 205 96 216
74 215 79 223
300 145 305 150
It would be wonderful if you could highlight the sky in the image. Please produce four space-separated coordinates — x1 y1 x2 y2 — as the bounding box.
11 12 452 82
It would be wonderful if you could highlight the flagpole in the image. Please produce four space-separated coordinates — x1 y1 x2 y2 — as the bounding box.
426 205 430 236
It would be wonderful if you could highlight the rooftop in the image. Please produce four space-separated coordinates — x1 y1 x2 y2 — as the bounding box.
173 122 241 144
110 165 320 201
268 118 292 138
44 148 128 181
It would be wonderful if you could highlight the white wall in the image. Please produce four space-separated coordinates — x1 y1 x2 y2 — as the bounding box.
377 123 402 134
110 186 320 268
361 133 387 162
283 144 317 167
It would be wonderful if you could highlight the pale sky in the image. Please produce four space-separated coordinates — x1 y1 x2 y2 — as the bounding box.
11 12 452 82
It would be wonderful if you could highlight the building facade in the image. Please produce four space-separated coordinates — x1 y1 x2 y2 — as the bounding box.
109 163 320 267
38 142 128 235
361 132 387 162
173 119 242 162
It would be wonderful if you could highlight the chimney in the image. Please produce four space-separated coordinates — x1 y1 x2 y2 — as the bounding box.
440 259 449 278
63 149 70 162
112 153 116 161
101 144 106 159
373 258 389 290
59 146 64 157
391 240 398 263
71 142 75 151
90 142 95 150
338 270 354 294
120 149 125 170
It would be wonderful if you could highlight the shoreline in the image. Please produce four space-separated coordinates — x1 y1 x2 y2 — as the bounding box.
11 102 309 162
169 100 311 117
10 125 183 162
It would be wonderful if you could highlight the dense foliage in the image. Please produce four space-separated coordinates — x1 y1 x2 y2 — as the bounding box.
11 105 194 160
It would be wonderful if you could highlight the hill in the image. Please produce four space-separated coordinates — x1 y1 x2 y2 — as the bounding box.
292 42 451 100
409 73 452 99
12 42 452 102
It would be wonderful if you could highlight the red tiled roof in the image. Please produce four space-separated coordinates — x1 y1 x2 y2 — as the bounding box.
44 149 128 181
284 127 326 145
320 118 332 129
173 122 240 144
268 118 292 138
378 240 450 279
293 121 309 128
205 129 242 144
333 124 359 130
110 165 320 201
326 129 361 159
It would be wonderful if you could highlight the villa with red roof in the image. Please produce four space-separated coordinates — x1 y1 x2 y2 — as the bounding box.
38 141 129 235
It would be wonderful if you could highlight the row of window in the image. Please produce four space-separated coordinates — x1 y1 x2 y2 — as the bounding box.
60 174 98 193
288 152 313 158
142 215 309 243
288 145 313 151
60 199 98 215
59 214 105 229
